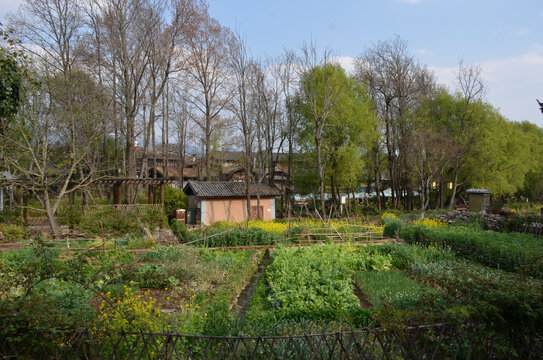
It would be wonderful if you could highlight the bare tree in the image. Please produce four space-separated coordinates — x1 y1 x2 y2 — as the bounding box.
229 33 255 225
8 0 106 233
278 50 299 217
2 71 106 235
448 60 486 208
354 36 434 210
183 15 234 180
410 130 460 216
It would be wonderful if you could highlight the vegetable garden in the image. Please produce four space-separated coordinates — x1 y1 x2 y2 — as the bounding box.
1 216 543 358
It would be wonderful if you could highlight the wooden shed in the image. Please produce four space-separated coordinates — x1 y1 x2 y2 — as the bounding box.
183 181 282 226
467 189 492 212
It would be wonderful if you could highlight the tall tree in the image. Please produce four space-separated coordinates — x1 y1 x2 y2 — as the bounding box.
297 64 377 211
183 15 233 180
354 36 434 209
296 44 343 217
229 33 255 224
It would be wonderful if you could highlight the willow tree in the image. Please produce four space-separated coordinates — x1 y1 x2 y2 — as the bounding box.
297 63 377 214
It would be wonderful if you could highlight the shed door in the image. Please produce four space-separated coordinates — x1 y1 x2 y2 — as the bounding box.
251 206 264 219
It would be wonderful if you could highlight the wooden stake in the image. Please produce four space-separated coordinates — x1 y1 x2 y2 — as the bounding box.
100 221 105 255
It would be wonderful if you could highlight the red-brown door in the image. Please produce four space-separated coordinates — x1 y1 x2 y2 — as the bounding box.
251 206 264 219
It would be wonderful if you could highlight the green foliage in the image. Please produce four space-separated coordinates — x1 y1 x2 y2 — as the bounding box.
266 244 391 313
295 63 378 195
190 228 281 248
0 223 27 242
76 207 167 236
163 186 188 220
409 260 543 336
383 218 403 238
0 25 29 125
380 211 399 224
353 269 431 309
169 218 189 242
400 224 543 278
504 214 543 233
126 236 156 250
370 243 455 270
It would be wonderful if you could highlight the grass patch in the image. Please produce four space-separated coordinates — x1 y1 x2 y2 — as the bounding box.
353 269 429 309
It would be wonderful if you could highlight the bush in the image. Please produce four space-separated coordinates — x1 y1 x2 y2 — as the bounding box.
191 228 281 248
163 186 188 220
170 218 189 242
380 211 399 224
383 219 403 238
77 207 167 236
504 214 543 233
400 224 543 278
0 223 27 242
126 237 157 249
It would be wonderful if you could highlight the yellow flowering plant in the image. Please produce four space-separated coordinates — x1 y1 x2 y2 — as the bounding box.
412 218 447 228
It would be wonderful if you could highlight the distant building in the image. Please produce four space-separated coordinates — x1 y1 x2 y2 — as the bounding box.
183 181 282 226
467 189 492 212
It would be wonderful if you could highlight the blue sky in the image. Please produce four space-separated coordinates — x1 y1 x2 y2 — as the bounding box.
2 0 542 125
207 0 543 126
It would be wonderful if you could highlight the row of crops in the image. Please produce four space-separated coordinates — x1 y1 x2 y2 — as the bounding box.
1 217 543 358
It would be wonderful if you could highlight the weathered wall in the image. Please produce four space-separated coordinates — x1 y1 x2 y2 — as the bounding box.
202 198 273 225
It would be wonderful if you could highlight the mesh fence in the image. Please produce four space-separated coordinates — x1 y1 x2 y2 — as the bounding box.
3 323 542 359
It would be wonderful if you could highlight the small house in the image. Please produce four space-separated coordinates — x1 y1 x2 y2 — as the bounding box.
466 189 492 212
183 181 282 226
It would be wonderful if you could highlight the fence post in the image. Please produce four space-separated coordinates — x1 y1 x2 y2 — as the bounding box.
101 221 105 256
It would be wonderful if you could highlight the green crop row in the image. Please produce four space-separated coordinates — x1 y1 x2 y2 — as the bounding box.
400 225 543 278
184 228 281 247
266 244 391 313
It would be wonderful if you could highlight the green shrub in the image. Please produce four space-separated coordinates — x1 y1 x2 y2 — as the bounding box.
169 218 189 242
380 211 399 224
126 237 157 249
409 260 543 337
370 243 454 270
0 210 25 225
400 224 543 278
77 207 166 236
163 186 188 220
193 228 281 248
504 214 543 233
0 223 27 242
383 218 403 238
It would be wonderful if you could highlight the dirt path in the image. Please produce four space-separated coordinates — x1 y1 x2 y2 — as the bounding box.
233 249 273 320
353 281 373 308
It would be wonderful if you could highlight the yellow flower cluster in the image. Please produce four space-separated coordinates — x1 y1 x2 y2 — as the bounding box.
211 218 384 235
97 286 170 334
380 212 398 224
247 219 289 234
412 217 447 228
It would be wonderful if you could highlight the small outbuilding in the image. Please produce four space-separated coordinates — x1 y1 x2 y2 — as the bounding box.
466 189 492 212
183 181 282 226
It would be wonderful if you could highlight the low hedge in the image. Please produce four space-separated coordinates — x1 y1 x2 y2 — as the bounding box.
188 228 281 248
400 225 543 278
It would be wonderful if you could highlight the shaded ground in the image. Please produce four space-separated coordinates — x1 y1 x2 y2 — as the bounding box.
353 281 373 308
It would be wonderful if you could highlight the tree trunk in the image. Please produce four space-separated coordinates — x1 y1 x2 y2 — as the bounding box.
44 191 60 236
449 164 460 209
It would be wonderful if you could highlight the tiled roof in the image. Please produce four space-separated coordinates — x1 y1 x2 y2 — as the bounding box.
184 181 282 198
466 189 493 194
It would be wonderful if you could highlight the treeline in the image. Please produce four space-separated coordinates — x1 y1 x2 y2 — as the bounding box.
1 0 542 228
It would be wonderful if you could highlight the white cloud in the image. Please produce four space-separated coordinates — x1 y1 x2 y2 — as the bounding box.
418 48 436 56
395 0 422 3
336 56 356 74
337 46 543 126
431 45 543 125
